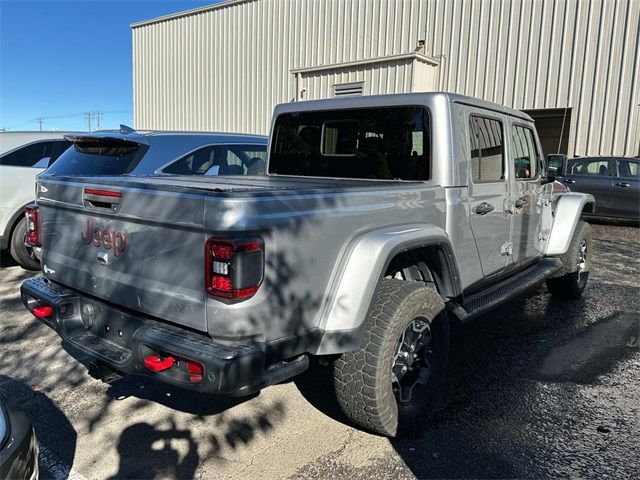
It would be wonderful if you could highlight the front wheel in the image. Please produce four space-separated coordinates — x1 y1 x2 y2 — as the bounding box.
333 279 449 436
546 220 592 299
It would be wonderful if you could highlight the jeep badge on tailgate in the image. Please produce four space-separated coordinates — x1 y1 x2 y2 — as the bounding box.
81 218 126 257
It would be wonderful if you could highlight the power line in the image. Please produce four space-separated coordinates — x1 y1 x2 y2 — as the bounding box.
3 110 132 131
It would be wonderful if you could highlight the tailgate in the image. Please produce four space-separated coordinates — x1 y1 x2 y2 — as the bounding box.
38 179 209 332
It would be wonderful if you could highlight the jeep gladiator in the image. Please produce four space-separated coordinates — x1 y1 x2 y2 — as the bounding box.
21 93 594 436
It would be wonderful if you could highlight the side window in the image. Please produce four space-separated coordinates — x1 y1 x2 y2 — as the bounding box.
568 159 611 176
162 146 218 175
469 116 504 183
210 144 268 176
511 126 539 179
0 141 53 167
617 159 640 178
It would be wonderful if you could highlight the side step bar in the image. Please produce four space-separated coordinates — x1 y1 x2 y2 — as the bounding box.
449 258 563 323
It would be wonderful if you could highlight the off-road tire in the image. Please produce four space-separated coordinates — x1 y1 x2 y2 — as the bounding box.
546 220 592 299
333 279 449 436
10 217 40 270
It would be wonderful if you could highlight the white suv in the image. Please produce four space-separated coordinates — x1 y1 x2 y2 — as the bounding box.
0 132 73 269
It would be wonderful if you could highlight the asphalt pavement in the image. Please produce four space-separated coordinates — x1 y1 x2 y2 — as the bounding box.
0 223 638 479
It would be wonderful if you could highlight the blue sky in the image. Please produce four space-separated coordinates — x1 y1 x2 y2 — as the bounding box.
0 0 218 131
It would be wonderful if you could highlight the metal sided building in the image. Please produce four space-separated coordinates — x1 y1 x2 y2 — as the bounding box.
132 0 640 158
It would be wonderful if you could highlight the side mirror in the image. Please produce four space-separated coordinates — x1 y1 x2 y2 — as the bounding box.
547 153 567 176
541 174 556 185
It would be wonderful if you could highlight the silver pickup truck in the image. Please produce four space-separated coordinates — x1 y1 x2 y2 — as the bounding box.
21 93 594 436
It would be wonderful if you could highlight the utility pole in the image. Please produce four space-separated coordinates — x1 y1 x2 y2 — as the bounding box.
36 118 44 131
85 112 103 131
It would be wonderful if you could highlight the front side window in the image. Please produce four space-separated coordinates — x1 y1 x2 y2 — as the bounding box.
0 141 53 167
568 159 611 176
511 125 539 179
469 116 504 183
270 107 430 180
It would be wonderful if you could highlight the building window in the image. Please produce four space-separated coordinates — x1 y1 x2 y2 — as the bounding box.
332 82 364 97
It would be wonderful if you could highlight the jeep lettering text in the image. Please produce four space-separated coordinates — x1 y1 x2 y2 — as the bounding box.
81 218 126 257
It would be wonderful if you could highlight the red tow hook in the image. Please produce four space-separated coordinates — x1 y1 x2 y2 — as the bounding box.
143 354 176 372
33 305 53 319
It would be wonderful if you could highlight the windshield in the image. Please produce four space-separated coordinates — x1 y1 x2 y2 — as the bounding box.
46 138 146 176
269 106 431 180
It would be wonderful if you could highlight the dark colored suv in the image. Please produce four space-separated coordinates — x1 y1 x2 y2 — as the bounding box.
549 155 639 221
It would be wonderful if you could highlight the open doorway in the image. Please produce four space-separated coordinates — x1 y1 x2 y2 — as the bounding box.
522 108 572 156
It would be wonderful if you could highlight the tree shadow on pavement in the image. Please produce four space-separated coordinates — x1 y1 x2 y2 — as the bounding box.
105 399 286 479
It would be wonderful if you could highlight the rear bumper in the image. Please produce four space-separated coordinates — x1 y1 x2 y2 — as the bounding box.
21 276 276 395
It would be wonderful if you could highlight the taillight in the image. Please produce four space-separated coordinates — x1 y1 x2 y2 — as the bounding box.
24 203 40 247
205 237 264 300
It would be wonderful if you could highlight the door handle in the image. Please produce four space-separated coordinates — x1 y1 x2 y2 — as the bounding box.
474 202 495 215
615 182 630 188
515 198 528 209
562 178 575 184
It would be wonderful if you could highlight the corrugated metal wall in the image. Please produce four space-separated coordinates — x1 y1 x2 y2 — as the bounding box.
132 0 640 157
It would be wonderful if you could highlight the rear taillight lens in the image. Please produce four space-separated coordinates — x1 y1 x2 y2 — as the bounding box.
205 237 264 300
24 203 40 247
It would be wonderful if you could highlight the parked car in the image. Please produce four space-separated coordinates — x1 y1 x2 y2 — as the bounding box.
0 387 38 480
548 154 639 221
0 132 74 269
46 128 268 178
6 129 268 269
22 93 593 437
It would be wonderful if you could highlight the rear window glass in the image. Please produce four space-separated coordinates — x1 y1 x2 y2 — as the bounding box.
269 107 430 180
46 139 145 176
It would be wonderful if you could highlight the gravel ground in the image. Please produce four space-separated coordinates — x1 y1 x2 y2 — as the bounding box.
0 223 638 479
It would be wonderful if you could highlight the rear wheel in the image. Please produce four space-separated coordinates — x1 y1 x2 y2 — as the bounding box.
333 279 449 436
9 217 40 270
546 220 592 299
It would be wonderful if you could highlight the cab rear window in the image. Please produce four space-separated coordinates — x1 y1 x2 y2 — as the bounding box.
46 138 146 176
269 107 430 180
